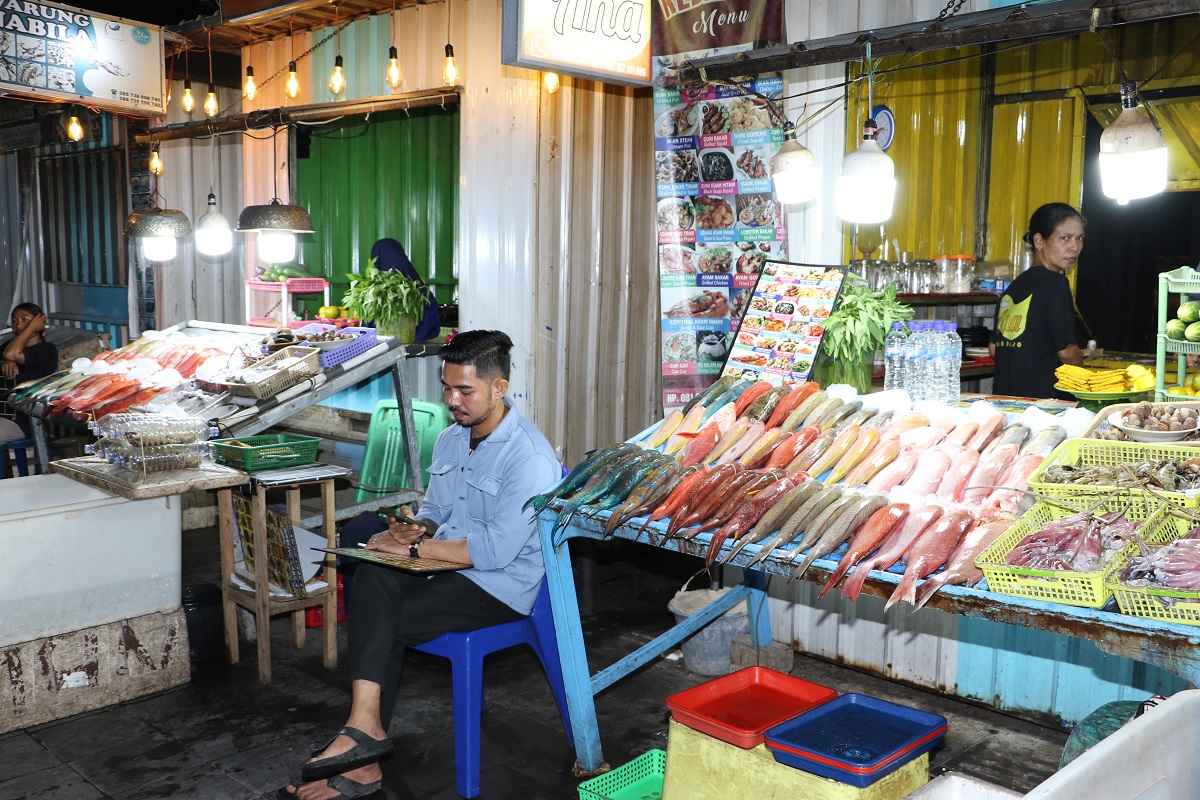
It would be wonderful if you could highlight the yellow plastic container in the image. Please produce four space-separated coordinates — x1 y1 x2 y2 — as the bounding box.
661 718 928 800
1106 510 1200 626
1026 438 1200 509
976 496 1175 609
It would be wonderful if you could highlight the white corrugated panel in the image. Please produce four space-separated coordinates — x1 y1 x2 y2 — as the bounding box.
155 81 246 327
0 152 24 312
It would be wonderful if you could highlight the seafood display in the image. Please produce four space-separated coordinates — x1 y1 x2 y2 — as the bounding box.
656 197 694 230
694 195 735 229
735 149 768 180
532 381 1117 611
1113 402 1198 432
1119 534 1200 589
1004 510 1142 572
1037 458 1200 492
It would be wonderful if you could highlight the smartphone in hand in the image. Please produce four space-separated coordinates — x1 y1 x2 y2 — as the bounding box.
376 506 419 525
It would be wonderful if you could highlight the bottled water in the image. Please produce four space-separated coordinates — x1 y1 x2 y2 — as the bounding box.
884 322 907 391
924 321 943 403
944 321 962 402
903 321 925 400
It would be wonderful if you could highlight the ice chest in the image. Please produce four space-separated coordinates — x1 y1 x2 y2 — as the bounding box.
764 693 947 788
665 666 838 748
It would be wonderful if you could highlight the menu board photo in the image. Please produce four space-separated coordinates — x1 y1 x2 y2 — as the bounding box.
723 262 845 386
654 56 789 409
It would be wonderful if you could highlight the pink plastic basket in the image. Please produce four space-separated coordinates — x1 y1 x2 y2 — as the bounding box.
295 324 379 368
244 278 329 293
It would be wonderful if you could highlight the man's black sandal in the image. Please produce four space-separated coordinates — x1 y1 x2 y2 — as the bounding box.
300 726 394 782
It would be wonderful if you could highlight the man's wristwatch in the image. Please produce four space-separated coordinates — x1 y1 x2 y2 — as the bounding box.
409 536 423 558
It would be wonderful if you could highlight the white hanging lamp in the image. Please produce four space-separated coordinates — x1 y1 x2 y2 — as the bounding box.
125 207 192 262
836 117 896 224
196 192 233 256
1099 81 1167 205
237 126 313 264
772 123 820 204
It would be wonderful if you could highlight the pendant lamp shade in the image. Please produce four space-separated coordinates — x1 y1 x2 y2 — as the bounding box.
1099 82 1167 205
237 199 314 264
125 208 192 262
195 192 233 256
836 119 896 224
772 125 819 204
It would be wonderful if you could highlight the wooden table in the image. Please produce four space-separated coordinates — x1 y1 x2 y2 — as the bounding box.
218 474 339 684
50 456 248 499
540 508 1200 774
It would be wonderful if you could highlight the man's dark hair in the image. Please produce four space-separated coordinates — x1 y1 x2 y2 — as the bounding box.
12 302 43 317
442 330 512 381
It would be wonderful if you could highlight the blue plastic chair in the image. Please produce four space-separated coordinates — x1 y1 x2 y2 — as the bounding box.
0 438 31 478
411 578 574 798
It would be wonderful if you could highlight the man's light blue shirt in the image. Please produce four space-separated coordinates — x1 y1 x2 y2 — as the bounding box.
418 399 559 615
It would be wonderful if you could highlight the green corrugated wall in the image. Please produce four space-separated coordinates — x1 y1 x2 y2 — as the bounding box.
295 106 459 311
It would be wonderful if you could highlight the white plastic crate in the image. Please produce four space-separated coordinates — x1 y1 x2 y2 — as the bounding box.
1025 689 1200 800
904 773 1021 799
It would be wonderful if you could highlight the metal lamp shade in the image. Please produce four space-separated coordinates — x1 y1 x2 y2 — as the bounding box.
236 200 314 233
124 208 193 238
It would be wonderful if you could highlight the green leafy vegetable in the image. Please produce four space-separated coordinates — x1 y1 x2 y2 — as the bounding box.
820 274 913 364
340 257 431 333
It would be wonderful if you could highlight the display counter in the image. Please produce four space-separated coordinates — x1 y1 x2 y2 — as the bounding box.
542 508 1200 774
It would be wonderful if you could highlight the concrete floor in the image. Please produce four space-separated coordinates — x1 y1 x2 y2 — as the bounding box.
0 531 1068 800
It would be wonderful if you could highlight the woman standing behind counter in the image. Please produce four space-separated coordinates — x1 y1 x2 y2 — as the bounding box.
990 203 1085 400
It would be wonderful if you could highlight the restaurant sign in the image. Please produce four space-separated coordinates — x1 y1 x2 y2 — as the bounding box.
501 0 652 86
0 0 164 115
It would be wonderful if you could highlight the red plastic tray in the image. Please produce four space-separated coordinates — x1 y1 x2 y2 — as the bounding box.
665 666 837 749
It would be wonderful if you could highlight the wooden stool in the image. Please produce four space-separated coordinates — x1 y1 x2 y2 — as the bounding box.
216 478 337 683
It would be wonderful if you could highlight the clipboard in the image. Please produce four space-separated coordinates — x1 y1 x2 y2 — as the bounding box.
317 547 468 574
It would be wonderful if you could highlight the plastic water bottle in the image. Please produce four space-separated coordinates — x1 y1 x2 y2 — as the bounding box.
923 321 941 403
884 322 907 391
904 322 925 400
944 321 962 402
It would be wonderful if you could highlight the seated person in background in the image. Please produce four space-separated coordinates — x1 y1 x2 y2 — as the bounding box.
1 303 58 445
280 330 560 800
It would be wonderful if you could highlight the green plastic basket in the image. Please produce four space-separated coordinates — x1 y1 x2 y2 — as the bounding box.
211 434 321 472
578 750 666 800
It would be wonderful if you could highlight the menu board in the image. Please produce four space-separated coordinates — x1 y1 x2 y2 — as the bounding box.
722 262 845 385
654 61 788 409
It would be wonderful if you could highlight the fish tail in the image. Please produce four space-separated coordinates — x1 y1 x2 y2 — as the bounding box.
886 571 917 611
820 558 852 598
788 551 818 583
840 564 870 600
912 575 944 611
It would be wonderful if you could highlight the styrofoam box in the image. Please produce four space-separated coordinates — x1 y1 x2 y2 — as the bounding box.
903 773 1020 799
1025 689 1200 800
0 474 182 647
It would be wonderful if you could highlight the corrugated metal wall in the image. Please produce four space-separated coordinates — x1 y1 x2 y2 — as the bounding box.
844 48 983 260
294 107 459 307
154 81 247 328
984 96 1085 277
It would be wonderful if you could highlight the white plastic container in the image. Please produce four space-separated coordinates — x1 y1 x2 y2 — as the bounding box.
904 773 1021 798
1025 689 1200 800
0 474 181 647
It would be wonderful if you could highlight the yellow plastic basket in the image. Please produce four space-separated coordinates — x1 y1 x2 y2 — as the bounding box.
1106 509 1200 626
975 495 1175 609
1026 438 1200 509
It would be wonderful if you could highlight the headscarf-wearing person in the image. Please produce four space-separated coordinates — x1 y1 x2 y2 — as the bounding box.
990 203 1085 400
369 238 441 342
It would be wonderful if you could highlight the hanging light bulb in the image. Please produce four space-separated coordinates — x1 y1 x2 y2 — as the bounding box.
125 208 192 263
1099 81 1167 205
771 124 820 204
181 79 195 113
244 66 256 100
286 61 300 99
204 83 219 116
149 144 163 175
386 46 402 89
329 54 346 95
195 192 234 256
542 71 560 94
66 112 84 142
443 44 459 86
836 118 896 224
238 200 314 264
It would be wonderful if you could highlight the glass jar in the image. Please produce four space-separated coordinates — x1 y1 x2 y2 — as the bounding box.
913 259 938 293
935 255 977 294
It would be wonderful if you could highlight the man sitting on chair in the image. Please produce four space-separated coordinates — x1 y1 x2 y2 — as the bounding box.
281 330 560 800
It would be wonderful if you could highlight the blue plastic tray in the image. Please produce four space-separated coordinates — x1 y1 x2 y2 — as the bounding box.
764 693 947 788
